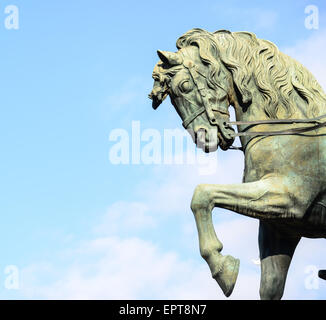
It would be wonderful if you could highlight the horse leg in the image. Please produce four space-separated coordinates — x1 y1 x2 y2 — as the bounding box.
191 192 239 297
191 176 306 297
258 221 301 300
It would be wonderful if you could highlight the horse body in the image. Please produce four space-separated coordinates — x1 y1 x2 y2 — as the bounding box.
149 28 326 299
239 99 326 237
243 131 326 239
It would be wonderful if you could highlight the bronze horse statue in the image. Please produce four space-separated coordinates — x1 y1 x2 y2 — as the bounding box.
149 28 326 299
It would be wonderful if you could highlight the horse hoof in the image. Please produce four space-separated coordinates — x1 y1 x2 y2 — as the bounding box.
318 270 326 280
213 255 240 297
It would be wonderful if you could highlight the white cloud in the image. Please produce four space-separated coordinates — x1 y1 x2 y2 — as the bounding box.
20 235 213 299
19 153 326 300
135 150 244 216
282 29 326 90
283 238 326 299
93 201 156 236
20 219 261 300
20 211 326 300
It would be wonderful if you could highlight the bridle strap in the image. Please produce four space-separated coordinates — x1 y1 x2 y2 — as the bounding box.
227 115 326 153
228 113 326 127
227 113 326 138
233 121 326 137
181 61 229 129
182 106 206 129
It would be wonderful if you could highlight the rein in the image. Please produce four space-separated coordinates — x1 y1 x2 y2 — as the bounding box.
181 60 326 152
227 116 326 152
227 113 326 137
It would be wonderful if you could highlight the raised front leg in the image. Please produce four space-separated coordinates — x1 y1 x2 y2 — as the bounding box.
191 189 239 297
190 176 308 297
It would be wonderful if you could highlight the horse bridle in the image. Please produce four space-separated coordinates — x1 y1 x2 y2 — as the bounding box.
181 60 326 152
181 60 235 145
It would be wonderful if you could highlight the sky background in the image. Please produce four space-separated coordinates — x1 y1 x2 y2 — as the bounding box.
0 0 326 299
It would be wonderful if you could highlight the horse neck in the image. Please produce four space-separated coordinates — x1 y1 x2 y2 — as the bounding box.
233 89 310 125
232 90 311 150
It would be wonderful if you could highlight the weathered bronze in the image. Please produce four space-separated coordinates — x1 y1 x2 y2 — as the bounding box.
149 28 326 299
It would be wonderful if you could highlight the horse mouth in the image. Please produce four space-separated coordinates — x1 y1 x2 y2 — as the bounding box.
195 129 219 153
202 140 219 153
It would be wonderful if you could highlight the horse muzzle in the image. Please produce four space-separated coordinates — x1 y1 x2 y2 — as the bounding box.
193 127 220 153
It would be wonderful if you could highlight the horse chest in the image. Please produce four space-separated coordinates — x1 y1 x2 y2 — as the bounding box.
243 136 322 182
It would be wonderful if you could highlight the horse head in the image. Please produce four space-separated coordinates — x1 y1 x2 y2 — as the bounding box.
149 28 326 154
149 45 235 152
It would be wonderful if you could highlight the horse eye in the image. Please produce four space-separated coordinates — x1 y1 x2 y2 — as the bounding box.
179 80 192 93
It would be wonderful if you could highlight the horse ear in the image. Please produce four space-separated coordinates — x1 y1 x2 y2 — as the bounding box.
157 50 183 66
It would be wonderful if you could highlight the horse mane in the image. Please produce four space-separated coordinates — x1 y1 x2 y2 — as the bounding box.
176 28 326 119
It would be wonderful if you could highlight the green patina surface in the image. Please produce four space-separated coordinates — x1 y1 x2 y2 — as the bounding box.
149 28 326 300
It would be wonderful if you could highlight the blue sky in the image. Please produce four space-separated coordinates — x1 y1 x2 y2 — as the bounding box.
0 0 325 299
